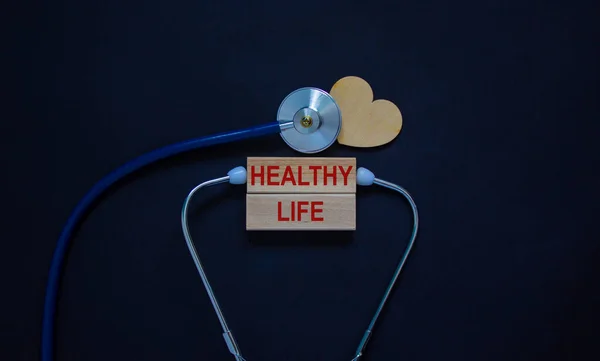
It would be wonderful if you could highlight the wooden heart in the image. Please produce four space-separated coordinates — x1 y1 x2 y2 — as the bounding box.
330 76 403 148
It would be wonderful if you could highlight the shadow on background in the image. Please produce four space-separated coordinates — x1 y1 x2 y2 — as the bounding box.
247 230 354 247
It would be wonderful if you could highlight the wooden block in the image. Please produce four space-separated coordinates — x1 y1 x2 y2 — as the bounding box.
246 194 356 231
247 157 356 193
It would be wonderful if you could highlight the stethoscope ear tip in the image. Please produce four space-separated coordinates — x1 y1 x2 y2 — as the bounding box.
227 166 247 185
277 87 342 154
357 167 375 186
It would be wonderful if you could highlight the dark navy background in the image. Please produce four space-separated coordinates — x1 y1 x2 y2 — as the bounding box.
4 0 600 360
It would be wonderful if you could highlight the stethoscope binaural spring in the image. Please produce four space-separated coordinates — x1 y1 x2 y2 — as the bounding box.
41 86 418 361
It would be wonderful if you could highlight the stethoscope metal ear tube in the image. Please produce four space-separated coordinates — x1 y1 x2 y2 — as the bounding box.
182 167 419 361
181 172 246 361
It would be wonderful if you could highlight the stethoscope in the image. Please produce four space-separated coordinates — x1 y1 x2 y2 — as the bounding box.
42 87 419 361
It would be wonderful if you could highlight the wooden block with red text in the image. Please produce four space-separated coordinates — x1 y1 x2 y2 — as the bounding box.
245 157 357 231
246 194 356 230
247 157 356 193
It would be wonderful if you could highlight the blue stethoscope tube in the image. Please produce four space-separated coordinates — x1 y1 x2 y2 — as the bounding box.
41 121 282 361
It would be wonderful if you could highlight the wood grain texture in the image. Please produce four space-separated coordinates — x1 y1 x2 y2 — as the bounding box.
246 194 356 230
247 157 356 193
330 76 403 148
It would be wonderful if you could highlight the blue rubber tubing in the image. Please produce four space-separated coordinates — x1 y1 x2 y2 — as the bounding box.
41 121 282 361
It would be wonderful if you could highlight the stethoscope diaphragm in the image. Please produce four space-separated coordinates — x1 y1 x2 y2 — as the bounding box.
277 87 342 154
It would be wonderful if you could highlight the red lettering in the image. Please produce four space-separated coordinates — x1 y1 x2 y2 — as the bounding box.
311 201 324 221
250 166 265 186
291 201 296 221
267 166 279 186
277 200 326 222
281 166 296 185
298 166 310 186
338 166 352 186
309 165 321 184
252 163 352 188
297 201 309 221
323 166 337 185
277 201 289 221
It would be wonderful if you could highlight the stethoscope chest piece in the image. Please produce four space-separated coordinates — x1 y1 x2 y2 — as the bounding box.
277 87 342 154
